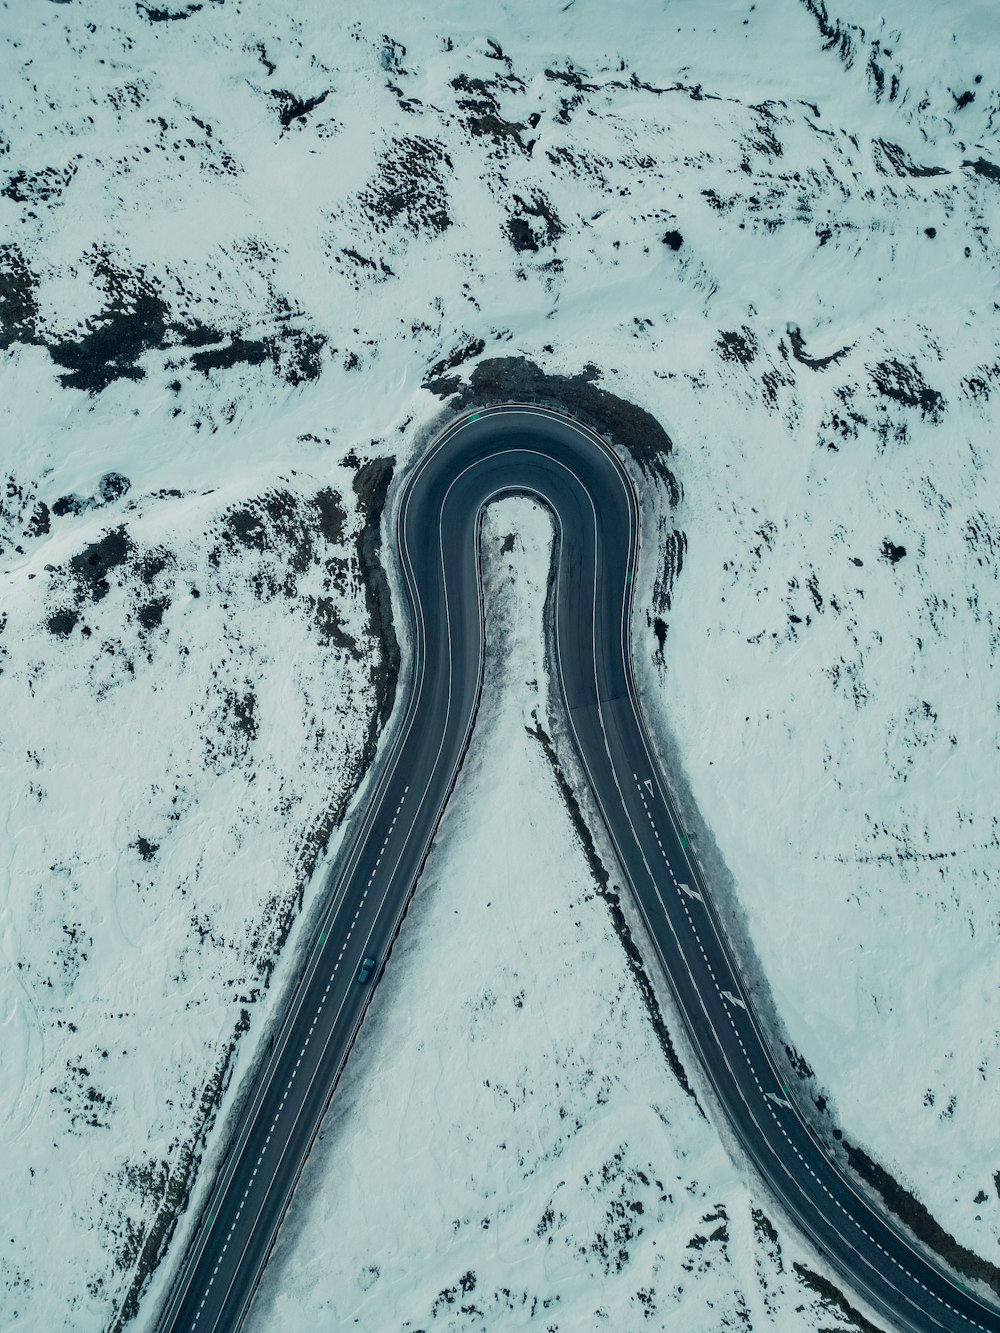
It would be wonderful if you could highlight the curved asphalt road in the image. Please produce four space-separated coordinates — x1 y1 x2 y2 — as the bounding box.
155 406 999 1333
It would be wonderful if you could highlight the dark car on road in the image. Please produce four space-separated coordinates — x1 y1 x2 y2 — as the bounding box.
356 956 376 984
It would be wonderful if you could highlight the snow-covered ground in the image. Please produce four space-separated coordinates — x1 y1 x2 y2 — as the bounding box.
246 498 870 1333
0 455 392 1327
0 0 998 1327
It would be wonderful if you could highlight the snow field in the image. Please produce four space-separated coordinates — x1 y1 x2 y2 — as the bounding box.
0 460 382 1329
0 0 997 1323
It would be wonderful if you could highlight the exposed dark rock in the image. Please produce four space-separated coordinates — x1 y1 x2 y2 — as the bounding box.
309 597 356 652
312 488 346 545
339 248 395 280
190 327 324 384
650 526 686 659
2 162 78 206
752 1208 780 1247
225 689 257 740
469 112 528 148
352 457 400 751
544 67 600 93
800 0 906 110
47 608 79 637
425 356 678 496
51 474 131 520
785 1044 815 1080
508 217 538 252
26 502 50 537
380 36 407 74
962 361 1000 402
68 527 135 602
254 43 275 77
787 323 852 370
4 246 322 391
190 335 271 375
881 539 906 564
171 319 222 348
661 230 683 251
47 256 170 394
716 329 757 367
270 89 330 131
425 338 485 384
278 328 325 385
870 359 945 421
98 473 132 503
747 101 784 158
875 140 948 178
0 244 39 350
209 491 315 597
358 136 452 237
137 597 170 630
962 157 1000 182
135 550 173 586
425 373 462 399
506 192 564 252
136 2 205 20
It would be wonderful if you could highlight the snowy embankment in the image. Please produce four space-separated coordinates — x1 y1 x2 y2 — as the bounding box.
0 450 395 1329
0 0 997 1326
246 498 870 1333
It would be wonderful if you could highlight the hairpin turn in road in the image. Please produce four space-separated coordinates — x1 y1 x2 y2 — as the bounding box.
155 406 999 1333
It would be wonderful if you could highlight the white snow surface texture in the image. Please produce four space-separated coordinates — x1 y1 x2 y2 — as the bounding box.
0 0 997 1329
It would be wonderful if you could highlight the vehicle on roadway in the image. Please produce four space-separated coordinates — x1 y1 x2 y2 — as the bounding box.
356 956 376 984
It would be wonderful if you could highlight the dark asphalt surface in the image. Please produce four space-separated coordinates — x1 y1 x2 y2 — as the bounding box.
156 406 999 1333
